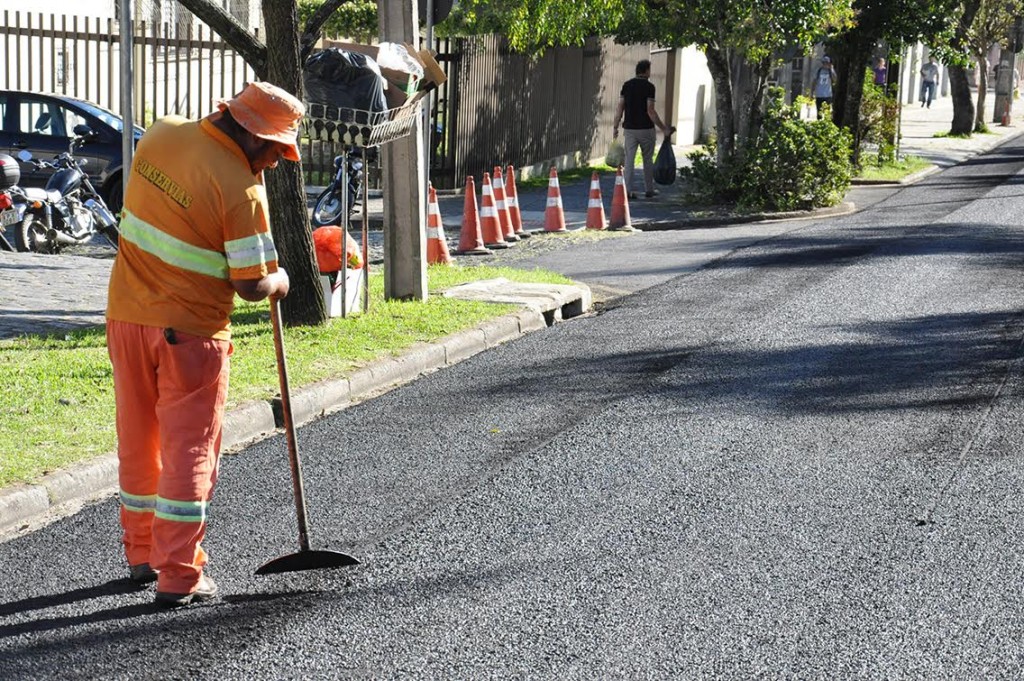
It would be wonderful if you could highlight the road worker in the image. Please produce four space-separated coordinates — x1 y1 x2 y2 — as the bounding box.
106 81 300 607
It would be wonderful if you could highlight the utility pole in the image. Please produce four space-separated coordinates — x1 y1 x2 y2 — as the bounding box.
378 0 427 302
119 0 134 205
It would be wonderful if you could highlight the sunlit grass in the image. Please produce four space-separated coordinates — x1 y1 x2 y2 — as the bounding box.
0 264 571 487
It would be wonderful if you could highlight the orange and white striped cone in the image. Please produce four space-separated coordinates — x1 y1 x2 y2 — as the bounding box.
543 166 567 233
492 166 520 242
608 166 634 232
480 173 511 249
454 176 492 256
585 172 606 230
427 184 454 265
504 165 531 238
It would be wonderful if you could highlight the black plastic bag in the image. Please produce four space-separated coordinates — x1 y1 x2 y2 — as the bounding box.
653 137 677 185
303 49 388 124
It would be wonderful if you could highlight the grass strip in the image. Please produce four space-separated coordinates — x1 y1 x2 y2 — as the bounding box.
0 264 572 488
856 154 932 182
517 162 618 188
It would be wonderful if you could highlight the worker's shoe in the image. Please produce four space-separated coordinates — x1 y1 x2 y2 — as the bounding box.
129 563 158 584
155 574 218 608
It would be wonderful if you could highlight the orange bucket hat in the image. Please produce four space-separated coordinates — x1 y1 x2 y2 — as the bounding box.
217 81 305 162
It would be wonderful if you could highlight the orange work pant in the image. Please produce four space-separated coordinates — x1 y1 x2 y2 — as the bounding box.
107 320 231 594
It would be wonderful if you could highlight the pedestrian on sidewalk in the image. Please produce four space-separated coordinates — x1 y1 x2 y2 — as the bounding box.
813 56 838 120
105 81 297 607
873 57 888 86
612 59 674 199
920 56 940 108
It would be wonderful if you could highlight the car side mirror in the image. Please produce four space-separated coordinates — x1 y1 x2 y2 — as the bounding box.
17 150 32 162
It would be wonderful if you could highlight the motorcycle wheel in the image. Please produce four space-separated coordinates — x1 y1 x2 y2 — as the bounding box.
15 215 56 254
312 187 348 227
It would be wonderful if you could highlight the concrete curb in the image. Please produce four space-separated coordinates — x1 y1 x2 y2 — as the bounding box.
0 283 592 540
634 201 858 231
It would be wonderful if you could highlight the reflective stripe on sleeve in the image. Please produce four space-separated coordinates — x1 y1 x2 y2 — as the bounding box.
120 490 157 513
225 232 277 271
120 210 229 280
154 496 209 523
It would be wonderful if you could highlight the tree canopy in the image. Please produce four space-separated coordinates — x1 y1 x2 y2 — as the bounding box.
616 0 853 59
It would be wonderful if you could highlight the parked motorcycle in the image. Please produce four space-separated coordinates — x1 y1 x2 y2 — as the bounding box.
0 153 23 252
13 124 120 253
311 148 373 228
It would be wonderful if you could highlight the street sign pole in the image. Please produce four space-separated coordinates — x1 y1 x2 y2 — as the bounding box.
119 0 134 208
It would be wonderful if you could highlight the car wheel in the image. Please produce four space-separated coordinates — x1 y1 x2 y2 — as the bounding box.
104 176 123 216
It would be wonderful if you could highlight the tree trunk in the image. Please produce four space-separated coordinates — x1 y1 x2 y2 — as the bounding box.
949 65 976 134
704 46 735 167
950 0 984 135
832 31 872 167
742 61 770 148
263 0 328 326
975 54 988 131
733 58 769 152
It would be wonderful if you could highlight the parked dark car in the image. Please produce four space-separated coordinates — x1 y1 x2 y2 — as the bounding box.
0 90 143 214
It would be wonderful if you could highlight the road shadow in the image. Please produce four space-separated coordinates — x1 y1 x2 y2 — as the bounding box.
702 222 1024 271
453 308 1024 420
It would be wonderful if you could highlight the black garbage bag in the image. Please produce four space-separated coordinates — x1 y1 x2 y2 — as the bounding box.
303 49 388 124
653 136 677 185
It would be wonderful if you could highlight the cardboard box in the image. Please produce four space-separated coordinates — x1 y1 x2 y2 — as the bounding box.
320 269 365 317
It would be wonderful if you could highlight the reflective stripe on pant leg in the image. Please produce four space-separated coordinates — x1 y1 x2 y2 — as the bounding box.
107 320 163 568
150 329 231 594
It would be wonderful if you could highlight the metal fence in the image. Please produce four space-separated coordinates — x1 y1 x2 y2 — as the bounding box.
1 11 657 189
1 11 254 123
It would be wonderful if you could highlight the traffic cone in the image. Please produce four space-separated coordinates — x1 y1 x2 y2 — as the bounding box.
426 184 453 266
504 165 531 238
585 172 606 231
454 176 491 256
480 173 510 249
608 166 634 232
492 166 520 242
543 167 567 233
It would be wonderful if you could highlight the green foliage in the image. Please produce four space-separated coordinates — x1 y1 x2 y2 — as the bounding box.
443 0 625 51
682 88 852 212
298 0 378 42
616 0 853 57
680 140 742 204
859 73 900 165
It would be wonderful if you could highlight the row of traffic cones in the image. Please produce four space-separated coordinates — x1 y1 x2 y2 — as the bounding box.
427 165 635 265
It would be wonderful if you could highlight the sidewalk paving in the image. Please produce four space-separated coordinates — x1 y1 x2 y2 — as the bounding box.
1 88 1021 537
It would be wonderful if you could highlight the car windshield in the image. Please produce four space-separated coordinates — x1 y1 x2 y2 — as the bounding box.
73 99 144 136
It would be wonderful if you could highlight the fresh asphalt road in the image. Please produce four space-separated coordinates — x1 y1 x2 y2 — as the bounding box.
4 142 1024 679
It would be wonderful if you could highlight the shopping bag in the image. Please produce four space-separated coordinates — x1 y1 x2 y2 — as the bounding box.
653 137 677 185
605 139 625 168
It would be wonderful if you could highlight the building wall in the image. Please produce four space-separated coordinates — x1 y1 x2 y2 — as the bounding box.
672 47 715 145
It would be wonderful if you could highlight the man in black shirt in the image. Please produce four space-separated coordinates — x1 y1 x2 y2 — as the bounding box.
613 59 674 199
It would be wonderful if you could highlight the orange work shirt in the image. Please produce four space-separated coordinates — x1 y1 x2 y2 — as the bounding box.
106 115 278 340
